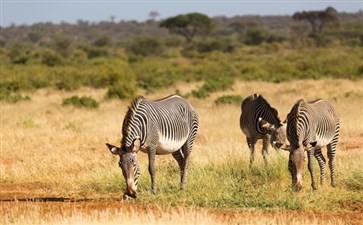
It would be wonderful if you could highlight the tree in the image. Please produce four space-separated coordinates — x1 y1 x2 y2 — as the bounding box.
159 13 214 43
292 7 339 34
149 11 160 21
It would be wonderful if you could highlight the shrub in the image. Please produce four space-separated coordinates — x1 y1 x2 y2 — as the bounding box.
203 75 234 93
196 37 238 53
93 35 112 47
0 81 32 103
215 95 243 105
244 27 269 45
80 45 109 59
244 27 285 45
127 36 165 56
41 49 63 67
0 93 31 103
192 75 234 99
106 82 136 100
53 35 73 57
62 96 99 109
8 42 30 64
191 88 210 99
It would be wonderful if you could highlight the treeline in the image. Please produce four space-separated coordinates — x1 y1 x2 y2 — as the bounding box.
1 10 363 104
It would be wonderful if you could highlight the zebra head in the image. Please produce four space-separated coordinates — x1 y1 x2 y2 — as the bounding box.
106 139 141 199
288 146 306 191
259 118 288 150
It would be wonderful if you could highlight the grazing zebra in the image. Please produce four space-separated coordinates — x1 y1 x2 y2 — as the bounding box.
240 93 288 166
286 99 340 191
106 94 199 198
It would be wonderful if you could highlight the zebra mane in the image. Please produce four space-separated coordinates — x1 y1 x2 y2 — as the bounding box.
308 98 323 104
153 94 181 102
121 96 145 140
258 94 282 124
287 99 305 143
288 99 304 121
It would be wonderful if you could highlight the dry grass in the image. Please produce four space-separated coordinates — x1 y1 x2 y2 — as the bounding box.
0 201 355 225
1 79 363 224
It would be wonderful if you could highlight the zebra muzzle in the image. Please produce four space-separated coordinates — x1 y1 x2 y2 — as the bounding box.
127 178 137 195
295 175 303 191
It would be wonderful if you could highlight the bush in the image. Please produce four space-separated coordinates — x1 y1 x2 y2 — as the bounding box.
8 42 30 64
0 92 31 103
244 27 269 45
93 35 112 47
106 84 136 100
191 88 210 99
127 36 165 56
62 96 99 109
244 27 285 45
215 95 243 105
41 49 63 67
192 75 234 99
80 45 109 59
203 75 234 93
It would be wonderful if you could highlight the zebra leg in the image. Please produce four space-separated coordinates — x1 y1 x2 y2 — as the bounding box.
327 143 337 188
328 123 339 187
262 135 270 165
247 137 256 168
147 146 157 194
307 150 317 190
288 155 296 188
180 138 194 190
314 148 326 186
172 149 185 190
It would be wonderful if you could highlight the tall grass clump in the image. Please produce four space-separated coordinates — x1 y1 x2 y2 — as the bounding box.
62 96 99 109
0 81 31 103
215 95 243 105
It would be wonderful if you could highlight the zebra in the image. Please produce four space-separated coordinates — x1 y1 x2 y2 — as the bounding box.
286 99 340 191
106 94 199 198
240 93 288 167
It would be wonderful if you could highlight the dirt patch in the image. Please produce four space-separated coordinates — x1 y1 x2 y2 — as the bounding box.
0 182 55 200
1 199 362 225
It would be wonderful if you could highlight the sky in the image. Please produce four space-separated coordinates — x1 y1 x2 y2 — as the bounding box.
1 0 362 27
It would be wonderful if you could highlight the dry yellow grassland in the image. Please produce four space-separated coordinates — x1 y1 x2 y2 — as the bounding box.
1 79 362 224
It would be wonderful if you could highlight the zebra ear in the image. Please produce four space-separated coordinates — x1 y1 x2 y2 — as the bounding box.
281 144 290 151
259 118 275 134
106 143 121 155
132 138 141 153
305 141 317 151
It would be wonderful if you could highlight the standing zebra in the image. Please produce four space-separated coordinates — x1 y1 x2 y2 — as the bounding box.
240 93 287 166
286 99 339 191
106 95 199 198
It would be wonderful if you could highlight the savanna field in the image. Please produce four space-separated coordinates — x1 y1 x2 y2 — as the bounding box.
1 78 363 224
1 13 363 224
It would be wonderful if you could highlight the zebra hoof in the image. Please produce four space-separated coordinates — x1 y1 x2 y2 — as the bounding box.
123 193 136 200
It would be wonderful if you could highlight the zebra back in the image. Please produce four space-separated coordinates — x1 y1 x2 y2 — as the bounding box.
287 99 339 149
121 95 198 149
240 93 281 137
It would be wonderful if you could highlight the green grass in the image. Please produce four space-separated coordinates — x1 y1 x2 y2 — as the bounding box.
80 152 363 212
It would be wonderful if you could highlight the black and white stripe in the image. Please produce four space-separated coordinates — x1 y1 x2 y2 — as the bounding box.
286 99 340 190
240 93 284 166
121 94 199 194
